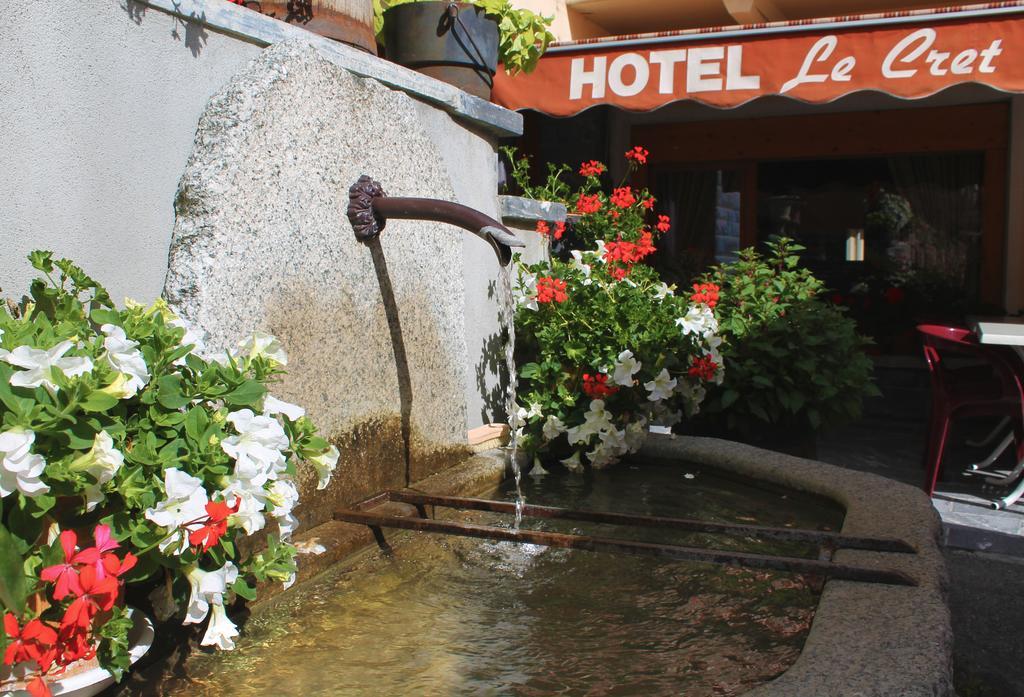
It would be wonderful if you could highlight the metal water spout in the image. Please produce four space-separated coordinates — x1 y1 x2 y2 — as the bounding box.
346 175 525 266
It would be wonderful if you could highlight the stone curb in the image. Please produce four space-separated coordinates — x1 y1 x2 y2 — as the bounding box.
639 434 953 697
138 0 522 137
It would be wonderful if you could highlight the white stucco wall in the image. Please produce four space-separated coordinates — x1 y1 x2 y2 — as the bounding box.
0 0 263 304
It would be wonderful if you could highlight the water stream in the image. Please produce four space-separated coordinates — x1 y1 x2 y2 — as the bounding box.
498 264 524 529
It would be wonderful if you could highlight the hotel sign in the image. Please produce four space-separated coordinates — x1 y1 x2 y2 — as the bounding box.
492 12 1024 115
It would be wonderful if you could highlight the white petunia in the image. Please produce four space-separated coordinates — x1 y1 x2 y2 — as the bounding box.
236 332 288 366
145 468 209 555
71 431 124 511
263 395 306 422
219 479 267 535
100 324 149 397
644 369 677 402
624 419 648 452
569 251 593 285
184 562 240 650
653 282 674 300
612 350 641 387
267 479 300 540
676 305 718 338
221 410 289 486
3 340 93 394
0 428 49 498
167 315 207 365
308 445 339 491
560 451 585 474
541 415 565 441
566 400 613 445
593 240 608 261
514 270 539 312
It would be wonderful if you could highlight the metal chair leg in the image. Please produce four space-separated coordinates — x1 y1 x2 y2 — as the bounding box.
990 464 1024 509
964 431 1015 474
967 416 1011 448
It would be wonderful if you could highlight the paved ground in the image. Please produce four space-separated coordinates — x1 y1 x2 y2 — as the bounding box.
817 357 1024 697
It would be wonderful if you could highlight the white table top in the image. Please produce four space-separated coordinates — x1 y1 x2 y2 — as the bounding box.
969 316 1024 346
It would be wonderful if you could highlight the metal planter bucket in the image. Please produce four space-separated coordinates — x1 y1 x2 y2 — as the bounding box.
383 2 499 99
255 0 378 54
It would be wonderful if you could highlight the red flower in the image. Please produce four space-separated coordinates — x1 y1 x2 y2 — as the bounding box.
536 277 568 304
688 356 719 382
582 373 619 398
40 531 99 601
535 220 550 236
609 265 631 281
4 614 58 673
575 193 602 215
553 221 566 240
579 160 606 177
641 197 656 210
60 566 119 639
637 231 656 257
883 287 905 304
656 215 671 233
624 146 649 165
189 498 240 553
831 293 845 305
690 282 720 308
610 186 637 209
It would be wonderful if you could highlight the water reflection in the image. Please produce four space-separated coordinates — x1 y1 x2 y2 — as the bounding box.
168 463 842 696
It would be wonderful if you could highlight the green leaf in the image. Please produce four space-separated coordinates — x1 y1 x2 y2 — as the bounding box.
231 577 257 601
156 374 191 409
0 525 28 615
81 389 119 413
224 380 266 407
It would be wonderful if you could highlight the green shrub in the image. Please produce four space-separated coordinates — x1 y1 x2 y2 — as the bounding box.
697 239 878 437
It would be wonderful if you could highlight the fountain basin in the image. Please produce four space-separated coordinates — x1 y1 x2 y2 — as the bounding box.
144 435 950 696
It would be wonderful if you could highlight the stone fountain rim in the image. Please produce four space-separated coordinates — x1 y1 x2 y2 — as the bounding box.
638 433 952 697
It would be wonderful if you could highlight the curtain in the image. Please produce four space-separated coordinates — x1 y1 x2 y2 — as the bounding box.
652 170 719 287
886 153 983 300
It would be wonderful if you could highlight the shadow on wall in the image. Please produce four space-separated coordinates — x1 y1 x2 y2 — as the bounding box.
475 278 510 425
120 0 211 57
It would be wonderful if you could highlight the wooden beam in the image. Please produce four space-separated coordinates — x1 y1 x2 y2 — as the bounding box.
723 0 786 24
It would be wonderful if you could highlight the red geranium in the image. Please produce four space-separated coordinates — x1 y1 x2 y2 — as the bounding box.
656 215 671 233
575 193 602 215
189 498 241 553
553 221 566 240
609 186 637 209
536 220 550 236
641 197 655 209
536 277 568 304
624 146 649 164
690 282 720 308
582 373 618 398
688 355 719 382
579 160 606 177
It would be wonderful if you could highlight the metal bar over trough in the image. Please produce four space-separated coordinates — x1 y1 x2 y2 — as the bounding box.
334 490 918 587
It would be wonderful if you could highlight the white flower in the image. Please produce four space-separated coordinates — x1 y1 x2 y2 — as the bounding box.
674 380 706 417
593 240 608 261
514 270 539 312
644 369 677 402
184 562 240 650
512 402 541 428
167 315 207 365
541 415 565 441
676 305 718 338
653 282 674 299
263 395 306 422
560 451 585 474
308 445 339 491
220 479 267 535
3 340 93 394
566 400 613 445
221 410 289 486
612 350 641 387
145 468 209 555
624 419 648 451
204 602 240 650
236 332 288 366
569 251 593 285
71 431 124 511
100 324 149 397
0 428 49 498
267 478 300 539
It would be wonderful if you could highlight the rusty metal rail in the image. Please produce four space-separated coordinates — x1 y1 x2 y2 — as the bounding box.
334 490 918 587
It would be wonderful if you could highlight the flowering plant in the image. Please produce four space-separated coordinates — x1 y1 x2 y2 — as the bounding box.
511 149 723 471
0 253 339 696
695 239 877 438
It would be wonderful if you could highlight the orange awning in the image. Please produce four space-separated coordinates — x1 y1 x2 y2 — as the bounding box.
493 2 1024 116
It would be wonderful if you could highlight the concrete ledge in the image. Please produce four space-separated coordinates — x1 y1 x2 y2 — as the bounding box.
139 0 522 137
639 434 953 697
499 195 567 224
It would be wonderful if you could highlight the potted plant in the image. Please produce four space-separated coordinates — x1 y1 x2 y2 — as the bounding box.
0 253 340 696
228 0 379 54
510 148 724 471
375 0 553 99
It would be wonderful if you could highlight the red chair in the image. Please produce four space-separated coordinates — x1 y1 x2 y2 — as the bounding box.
918 324 1024 496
